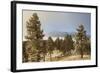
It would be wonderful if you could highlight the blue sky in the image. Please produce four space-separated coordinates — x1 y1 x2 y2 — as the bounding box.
23 10 91 39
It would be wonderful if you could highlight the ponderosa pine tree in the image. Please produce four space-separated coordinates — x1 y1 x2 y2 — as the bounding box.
76 24 87 58
25 13 44 62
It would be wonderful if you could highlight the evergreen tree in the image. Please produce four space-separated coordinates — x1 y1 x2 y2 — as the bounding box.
55 37 60 50
76 24 87 58
47 37 54 61
25 13 44 62
63 35 74 56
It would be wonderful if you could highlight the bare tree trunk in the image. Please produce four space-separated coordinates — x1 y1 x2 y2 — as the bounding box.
80 42 83 58
80 48 83 58
50 53 52 61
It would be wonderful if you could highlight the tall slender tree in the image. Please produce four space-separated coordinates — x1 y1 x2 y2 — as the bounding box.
25 13 44 62
76 24 87 58
47 37 54 61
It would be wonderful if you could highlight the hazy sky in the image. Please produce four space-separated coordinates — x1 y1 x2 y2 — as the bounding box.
23 10 91 40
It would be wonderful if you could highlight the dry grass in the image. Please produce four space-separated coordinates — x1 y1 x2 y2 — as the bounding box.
58 55 91 61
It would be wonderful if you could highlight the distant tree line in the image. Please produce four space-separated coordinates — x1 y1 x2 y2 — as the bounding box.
22 13 91 62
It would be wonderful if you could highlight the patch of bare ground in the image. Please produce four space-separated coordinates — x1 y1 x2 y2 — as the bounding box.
58 55 91 61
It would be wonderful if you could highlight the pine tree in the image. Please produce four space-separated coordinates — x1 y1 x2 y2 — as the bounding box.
55 37 60 50
63 35 74 56
25 13 44 62
47 37 54 61
76 24 87 58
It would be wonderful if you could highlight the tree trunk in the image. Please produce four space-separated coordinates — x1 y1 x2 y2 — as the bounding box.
80 40 83 58
50 53 52 61
80 48 83 58
43 54 45 61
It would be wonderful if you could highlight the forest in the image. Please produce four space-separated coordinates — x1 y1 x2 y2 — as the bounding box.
22 13 91 62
